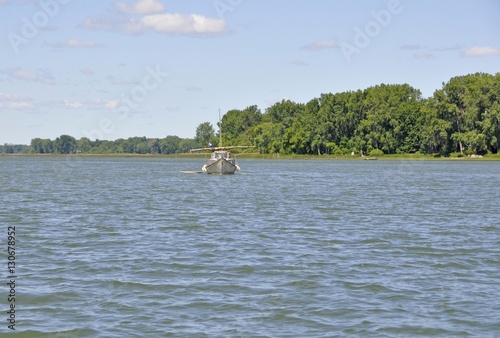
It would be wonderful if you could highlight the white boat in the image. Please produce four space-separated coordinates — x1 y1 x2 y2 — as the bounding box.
191 146 254 174
189 110 253 174
202 148 239 175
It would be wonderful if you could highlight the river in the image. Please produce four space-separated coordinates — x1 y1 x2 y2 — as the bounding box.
1 156 499 337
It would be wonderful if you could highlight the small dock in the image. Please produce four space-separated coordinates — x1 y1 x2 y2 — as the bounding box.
179 171 205 174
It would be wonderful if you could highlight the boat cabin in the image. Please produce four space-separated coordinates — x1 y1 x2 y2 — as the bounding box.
210 151 230 160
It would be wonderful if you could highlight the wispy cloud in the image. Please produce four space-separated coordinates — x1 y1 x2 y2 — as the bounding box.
106 75 140 85
399 44 457 59
44 39 105 49
414 51 434 59
79 9 129 32
292 59 308 66
301 39 337 51
463 46 500 57
116 0 165 14
435 44 464 51
0 92 33 110
85 99 119 110
43 98 120 110
2 67 55 85
399 44 421 50
60 100 83 109
81 68 95 76
81 0 226 36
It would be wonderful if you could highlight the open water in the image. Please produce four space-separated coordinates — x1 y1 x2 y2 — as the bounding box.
1 156 500 337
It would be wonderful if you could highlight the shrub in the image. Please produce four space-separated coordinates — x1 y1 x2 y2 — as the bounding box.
369 149 384 157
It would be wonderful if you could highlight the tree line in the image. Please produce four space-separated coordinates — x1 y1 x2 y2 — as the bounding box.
2 72 498 156
210 72 499 156
26 135 199 155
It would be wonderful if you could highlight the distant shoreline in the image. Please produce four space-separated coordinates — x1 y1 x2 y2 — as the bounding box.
2 153 500 161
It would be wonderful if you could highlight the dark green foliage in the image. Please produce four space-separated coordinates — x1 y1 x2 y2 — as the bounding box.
242 73 498 155
54 135 77 154
195 122 215 147
26 135 195 155
221 105 262 146
1 143 30 154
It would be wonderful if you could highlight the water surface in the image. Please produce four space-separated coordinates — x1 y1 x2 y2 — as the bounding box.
1 156 499 337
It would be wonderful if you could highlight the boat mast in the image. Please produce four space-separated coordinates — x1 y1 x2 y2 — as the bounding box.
219 109 222 147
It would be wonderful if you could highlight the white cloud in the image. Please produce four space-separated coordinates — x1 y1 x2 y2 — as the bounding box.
81 4 226 36
0 93 119 112
3 67 55 85
116 0 165 14
9 68 38 81
80 10 128 31
414 51 434 59
136 13 226 35
86 99 120 110
463 46 500 57
435 44 463 51
64 39 103 48
104 100 119 109
0 93 33 110
45 39 105 49
301 39 337 51
107 75 140 85
61 100 83 109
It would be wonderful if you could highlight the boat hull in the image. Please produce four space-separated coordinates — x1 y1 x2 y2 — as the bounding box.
203 158 238 175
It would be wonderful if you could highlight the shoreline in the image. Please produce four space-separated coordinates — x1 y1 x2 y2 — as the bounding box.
2 153 500 161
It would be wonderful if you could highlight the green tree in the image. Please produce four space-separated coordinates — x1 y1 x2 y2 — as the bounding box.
178 138 199 153
195 122 215 147
30 138 54 153
54 135 77 154
159 135 181 154
221 105 262 146
439 73 498 154
356 84 422 154
77 137 92 153
259 100 304 153
419 97 451 154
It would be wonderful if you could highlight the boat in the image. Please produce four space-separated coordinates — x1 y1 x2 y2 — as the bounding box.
190 146 254 175
189 110 254 174
202 147 239 174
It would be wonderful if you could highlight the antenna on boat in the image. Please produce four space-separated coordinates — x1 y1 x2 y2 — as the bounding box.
219 109 222 147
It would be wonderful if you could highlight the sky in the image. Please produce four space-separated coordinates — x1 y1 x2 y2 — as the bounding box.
0 0 499 145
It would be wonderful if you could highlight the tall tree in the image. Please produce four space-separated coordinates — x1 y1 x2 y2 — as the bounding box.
54 135 77 154
221 105 262 145
195 122 215 147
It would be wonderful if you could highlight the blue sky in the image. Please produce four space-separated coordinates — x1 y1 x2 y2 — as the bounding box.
1 0 499 144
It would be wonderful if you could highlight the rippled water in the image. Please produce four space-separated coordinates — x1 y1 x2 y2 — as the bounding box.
1 156 500 337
